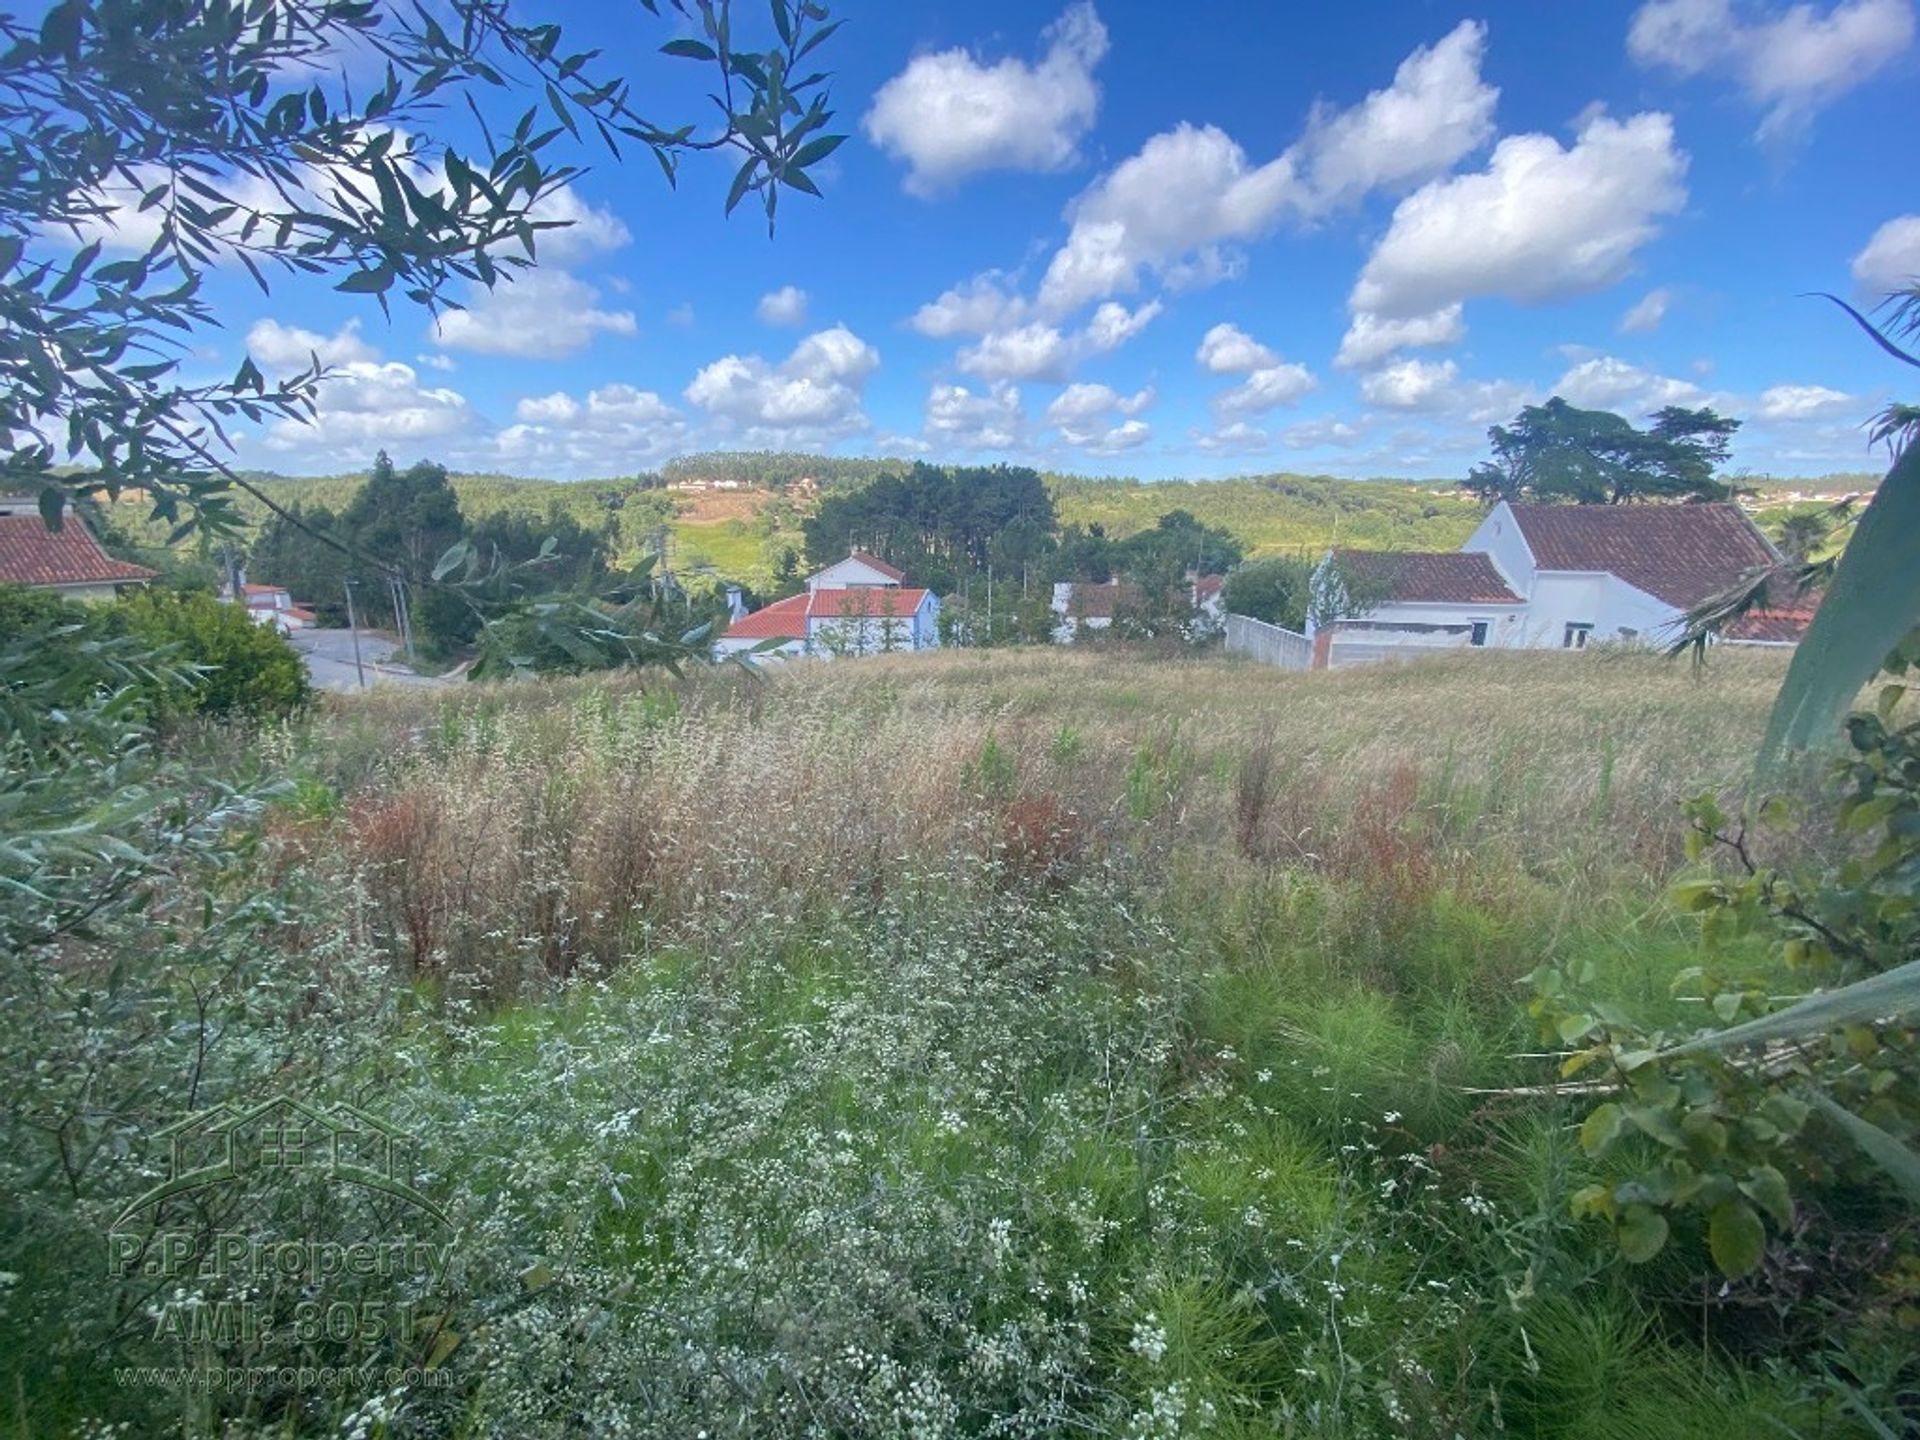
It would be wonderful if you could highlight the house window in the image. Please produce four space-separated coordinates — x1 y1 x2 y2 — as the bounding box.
1563 623 1594 649
1468 621 1490 647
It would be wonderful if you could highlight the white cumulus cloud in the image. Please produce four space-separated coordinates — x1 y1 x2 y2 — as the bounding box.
756 285 810 326
1359 359 1534 420
864 3 1108 196
433 269 636 359
248 321 476 460
926 381 1027 450
1342 112 1688 361
1213 362 1318 417
1628 0 1915 141
1194 322 1278 374
247 317 379 370
1553 355 1709 414
684 325 878 446
909 273 1030 338
1853 214 1920 294
1034 21 1496 314
1757 383 1857 420
957 301 1161 382
498 383 689 471
1619 288 1672 333
1044 382 1154 451
1333 305 1467 369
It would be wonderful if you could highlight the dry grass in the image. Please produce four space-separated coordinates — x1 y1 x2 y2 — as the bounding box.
293 645 1797 1000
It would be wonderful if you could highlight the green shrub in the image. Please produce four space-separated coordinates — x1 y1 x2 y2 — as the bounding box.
118 587 311 721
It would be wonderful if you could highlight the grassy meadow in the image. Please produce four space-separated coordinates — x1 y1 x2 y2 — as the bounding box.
12 640 1902 1439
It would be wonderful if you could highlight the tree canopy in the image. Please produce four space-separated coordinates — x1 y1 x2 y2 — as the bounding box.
803 464 1056 593
1465 398 1740 505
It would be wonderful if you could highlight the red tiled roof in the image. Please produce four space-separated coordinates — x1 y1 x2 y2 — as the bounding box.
0 513 156 588
723 591 811 640
1507 503 1778 609
724 587 930 639
241 582 288 596
1193 575 1224 601
846 549 905 581
1331 549 1522 605
1063 581 1144 619
1726 593 1820 644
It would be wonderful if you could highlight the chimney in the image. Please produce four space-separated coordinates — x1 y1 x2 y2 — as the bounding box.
724 585 746 620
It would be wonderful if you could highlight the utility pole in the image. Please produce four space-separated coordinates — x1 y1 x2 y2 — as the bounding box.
343 578 368 689
986 563 994 646
390 576 416 663
220 541 243 602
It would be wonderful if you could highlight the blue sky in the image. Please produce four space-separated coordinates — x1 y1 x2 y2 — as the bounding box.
159 0 1920 479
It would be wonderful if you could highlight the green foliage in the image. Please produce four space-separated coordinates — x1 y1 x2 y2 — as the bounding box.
1221 554 1315 630
3 0 842 534
1307 552 1399 627
1531 700 1920 1278
663 450 901 492
1048 470 1482 554
0 582 306 727
118 587 311 721
1466 397 1740 505
802 462 1056 591
1760 441 1920 760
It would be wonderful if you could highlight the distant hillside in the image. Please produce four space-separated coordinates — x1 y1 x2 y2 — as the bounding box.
101 454 1872 591
1046 472 1482 556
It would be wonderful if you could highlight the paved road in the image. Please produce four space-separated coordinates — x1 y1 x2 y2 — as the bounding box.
291 628 461 692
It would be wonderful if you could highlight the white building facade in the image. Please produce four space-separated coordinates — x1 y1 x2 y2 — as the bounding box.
1305 501 1791 668
716 550 942 659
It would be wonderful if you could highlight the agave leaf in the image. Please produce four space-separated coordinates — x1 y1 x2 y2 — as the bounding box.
1759 441 1920 762
1806 1091 1920 1204
1656 958 1920 1058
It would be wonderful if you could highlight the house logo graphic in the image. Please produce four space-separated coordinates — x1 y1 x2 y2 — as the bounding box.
112 1094 449 1231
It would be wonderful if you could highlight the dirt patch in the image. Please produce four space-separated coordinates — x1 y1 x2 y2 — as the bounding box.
673 490 779 524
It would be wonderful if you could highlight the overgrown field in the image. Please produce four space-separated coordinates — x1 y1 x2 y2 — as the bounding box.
6 647 1908 1438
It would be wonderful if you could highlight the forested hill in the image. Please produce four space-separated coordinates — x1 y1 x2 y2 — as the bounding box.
103 455 1880 591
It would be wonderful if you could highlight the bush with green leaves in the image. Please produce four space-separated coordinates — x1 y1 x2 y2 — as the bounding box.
118 586 312 721
1527 440 1920 1285
0 582 309 725
1220 554 1314 631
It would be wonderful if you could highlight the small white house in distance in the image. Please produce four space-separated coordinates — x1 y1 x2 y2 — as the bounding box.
715 549 941 659
1306 500 1799 668
1049 579 1142 642
223 581 318 633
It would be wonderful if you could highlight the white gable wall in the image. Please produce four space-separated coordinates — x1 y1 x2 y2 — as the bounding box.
807 556 901 591
1461 503 1535 593
1516 571 1678 647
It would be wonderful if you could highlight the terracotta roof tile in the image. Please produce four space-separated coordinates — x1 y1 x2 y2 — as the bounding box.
807 586 927 619
723 587 930 640
722 591 811 640
1507 503 1778 609
1062 581 1144 618
1726 592 1820 644
1331 549 1523 605
0 513 156 588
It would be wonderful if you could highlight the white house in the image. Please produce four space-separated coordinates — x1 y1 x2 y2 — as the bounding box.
1049 579 1141 642
1306 501 1803 668
222 580 318 632
715 549 941 659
